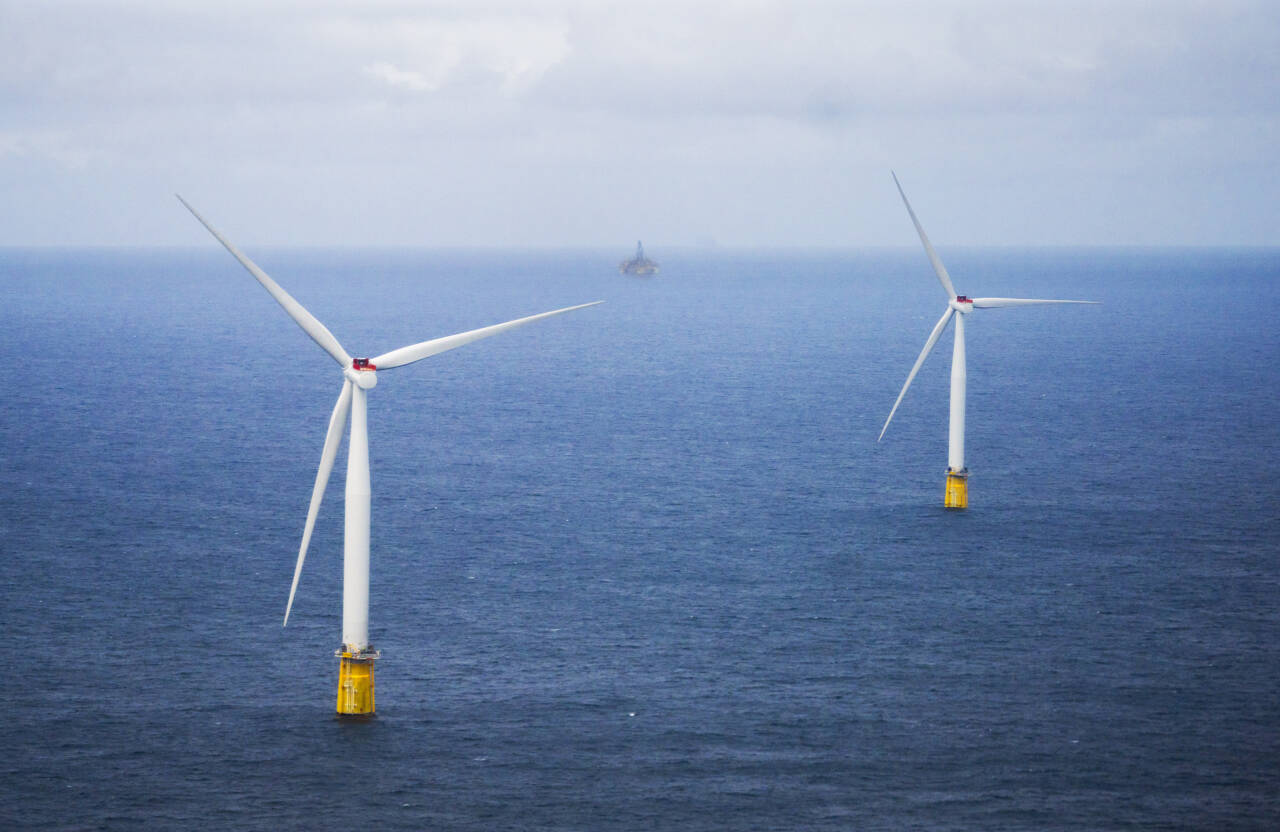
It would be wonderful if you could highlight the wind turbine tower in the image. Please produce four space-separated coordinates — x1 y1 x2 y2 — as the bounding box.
180 196 601 715
878 174 1097 509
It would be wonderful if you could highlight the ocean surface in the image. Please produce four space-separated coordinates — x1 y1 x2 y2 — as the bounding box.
2 246 1278 830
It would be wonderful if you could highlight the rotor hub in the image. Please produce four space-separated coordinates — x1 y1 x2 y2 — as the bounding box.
344 358 378 389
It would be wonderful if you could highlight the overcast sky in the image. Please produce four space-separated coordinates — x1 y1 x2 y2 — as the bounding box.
1 0 1277 247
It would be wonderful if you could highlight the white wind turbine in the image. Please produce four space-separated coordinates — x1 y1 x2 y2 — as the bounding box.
179 196 601 714
878 174 1097 509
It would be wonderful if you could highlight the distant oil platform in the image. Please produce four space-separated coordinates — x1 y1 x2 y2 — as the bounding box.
619 241 659 275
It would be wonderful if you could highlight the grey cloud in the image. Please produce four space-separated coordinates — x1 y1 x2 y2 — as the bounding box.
0 0 1276 245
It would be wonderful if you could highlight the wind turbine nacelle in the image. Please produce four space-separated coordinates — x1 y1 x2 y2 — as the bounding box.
950 296 974 313
344 360 378 389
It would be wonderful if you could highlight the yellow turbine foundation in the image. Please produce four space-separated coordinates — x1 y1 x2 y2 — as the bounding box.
944 469 969 510
336 649 378 716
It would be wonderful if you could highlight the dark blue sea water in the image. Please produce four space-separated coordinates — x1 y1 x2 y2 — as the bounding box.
2 246 1278 830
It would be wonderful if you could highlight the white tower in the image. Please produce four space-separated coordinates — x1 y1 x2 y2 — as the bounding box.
180 195 601 713
878 174 1097 509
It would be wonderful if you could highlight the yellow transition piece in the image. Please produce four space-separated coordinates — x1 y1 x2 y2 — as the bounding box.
944 469 969 510
337 652 376 716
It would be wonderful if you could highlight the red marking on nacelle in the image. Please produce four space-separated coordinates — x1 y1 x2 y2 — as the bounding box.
956 295 973 303
352 358 377 371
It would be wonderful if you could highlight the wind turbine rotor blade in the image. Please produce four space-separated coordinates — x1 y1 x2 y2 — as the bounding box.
971 297 1100 308
892 172 957 300
284 379 353 626
176 195 352 367
878 306 955 441
372 301 604 370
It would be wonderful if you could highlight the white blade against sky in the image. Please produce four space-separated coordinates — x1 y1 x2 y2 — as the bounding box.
372 301 605 369
879 306 955 441
971 298 1101 308
891 172 957 301
284 379 353 626
176 195 352 367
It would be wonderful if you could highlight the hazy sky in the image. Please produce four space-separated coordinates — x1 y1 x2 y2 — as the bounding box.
2 0 1277 246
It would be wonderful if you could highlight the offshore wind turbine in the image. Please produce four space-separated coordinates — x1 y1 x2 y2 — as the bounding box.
179 196 601 715
878 174 1097 509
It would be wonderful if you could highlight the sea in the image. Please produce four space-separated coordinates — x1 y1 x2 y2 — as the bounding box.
1 246 1277 830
